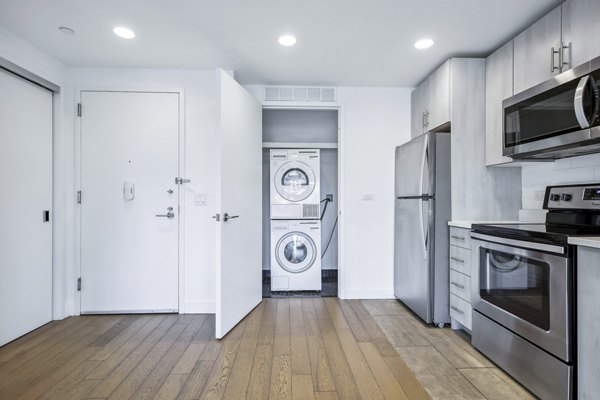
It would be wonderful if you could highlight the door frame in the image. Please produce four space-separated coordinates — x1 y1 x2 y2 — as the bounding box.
261 102 346 298
74 87 186 315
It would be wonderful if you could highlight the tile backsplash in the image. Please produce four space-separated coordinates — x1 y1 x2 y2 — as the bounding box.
520 153 600 221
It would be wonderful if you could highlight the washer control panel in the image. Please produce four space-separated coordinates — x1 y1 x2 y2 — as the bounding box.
545 184 600 209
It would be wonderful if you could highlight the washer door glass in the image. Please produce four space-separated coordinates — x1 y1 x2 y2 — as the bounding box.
276 232 316 273
275 161 316 202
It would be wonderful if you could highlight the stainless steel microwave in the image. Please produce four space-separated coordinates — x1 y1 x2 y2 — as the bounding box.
503 56 600 160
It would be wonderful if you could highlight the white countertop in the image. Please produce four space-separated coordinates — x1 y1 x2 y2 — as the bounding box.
448 221 523 229
568 237 600 249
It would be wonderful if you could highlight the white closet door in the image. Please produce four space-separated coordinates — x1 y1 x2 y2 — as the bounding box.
80 91 180 313
215 70 263 338
0 69 53 346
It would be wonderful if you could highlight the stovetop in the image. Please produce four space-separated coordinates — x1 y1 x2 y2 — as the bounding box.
472 223 600 246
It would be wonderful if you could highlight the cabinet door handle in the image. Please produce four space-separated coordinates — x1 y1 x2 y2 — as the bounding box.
560 42 571 71
451 235 465 240
450 305 465 315
451 281 465 289
551 46 560 72
422 112 427 129
451 257 465 263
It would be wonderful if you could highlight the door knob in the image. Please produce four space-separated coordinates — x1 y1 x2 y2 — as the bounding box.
223 213 239 222
156 207 175 219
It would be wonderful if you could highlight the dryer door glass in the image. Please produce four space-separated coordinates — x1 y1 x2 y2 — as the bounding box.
275 161 316 202
276 232 316 273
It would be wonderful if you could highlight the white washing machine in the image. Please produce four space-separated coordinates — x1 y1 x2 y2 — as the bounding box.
270 149 320 219
271 220 322 291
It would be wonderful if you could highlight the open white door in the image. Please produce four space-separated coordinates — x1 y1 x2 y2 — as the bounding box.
215 70 263 338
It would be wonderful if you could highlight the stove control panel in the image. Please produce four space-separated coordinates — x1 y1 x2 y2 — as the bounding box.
545 184 600 209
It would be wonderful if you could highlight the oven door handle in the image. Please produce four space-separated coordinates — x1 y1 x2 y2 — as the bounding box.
470 232 566 255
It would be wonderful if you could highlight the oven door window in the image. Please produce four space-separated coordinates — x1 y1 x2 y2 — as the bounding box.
480 249 550 331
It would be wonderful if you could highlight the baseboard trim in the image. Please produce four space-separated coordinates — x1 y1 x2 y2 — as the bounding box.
184 301 215 314
341 288 395 299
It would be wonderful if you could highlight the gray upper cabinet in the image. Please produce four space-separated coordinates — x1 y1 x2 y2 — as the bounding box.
562 0 600 68
513 5 562 94
411 83 425 139
485 41 514 166
425 61 451 131
410 60 451 138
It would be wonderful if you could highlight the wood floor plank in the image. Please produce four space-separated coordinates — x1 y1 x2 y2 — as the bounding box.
38 359 102 400
459 368 535 400
382 355 431 400
246 300 277 400
303 309 336 393
199 318 247 400
315 392 339 400
373 314 430 347
292 374 316 400
90 315 154 361
349 300 398 357
177 360 215 400
359 342 409 400
316 317 361 400
312 298 331 320
324 299 385 400
269 355 291 400
273 299 291 356
131 315 206 400
171 315 210 375
107 317 193 399
337 299 371 342
289 298 311 375
154 373 189 400
85 314 178 398
222 303 264 399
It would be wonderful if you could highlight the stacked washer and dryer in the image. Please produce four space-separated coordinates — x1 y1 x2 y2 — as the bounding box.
270 149 322 291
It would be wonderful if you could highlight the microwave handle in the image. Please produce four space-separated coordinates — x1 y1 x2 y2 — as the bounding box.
574 75 591 129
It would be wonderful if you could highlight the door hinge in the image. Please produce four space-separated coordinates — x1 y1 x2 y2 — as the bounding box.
77 190 82 204
175 177 191 185
77 103 82 117
77 277 81 291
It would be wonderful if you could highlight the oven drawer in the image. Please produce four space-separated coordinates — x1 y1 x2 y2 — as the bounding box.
449 269 471 302
450 294 472 329
449 227 471 249
449 246 471 275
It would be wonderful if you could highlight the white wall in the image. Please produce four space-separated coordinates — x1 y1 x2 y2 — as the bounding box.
0 27 72 320
337 87 412 298
521 153 600 221
65 68 219 313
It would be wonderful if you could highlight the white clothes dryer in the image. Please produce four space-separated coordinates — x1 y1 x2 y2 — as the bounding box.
271 219 322 291
270 149 320 219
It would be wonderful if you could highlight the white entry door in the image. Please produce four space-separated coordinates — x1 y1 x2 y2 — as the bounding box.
80 91 180 313
215 71 263 338
0 69 53 346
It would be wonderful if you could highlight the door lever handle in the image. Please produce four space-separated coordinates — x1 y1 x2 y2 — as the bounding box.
155 211 175 219
223 213 239 222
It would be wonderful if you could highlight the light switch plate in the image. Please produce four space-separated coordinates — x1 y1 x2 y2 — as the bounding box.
363 193 374 201
195 193 208 205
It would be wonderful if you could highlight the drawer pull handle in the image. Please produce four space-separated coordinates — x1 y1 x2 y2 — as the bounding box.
451 281 465 289
451 305 465 315
451 235 465 240
451 257 465 263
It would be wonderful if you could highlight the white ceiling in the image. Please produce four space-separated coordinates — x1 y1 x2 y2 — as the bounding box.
0 0 562 86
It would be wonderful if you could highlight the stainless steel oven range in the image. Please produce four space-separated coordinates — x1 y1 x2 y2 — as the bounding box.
471 183 600 400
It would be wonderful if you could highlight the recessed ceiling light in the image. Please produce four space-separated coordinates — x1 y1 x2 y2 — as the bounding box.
278 35 297 46
58 26 75 35
113 26 135 39
415 38 434 49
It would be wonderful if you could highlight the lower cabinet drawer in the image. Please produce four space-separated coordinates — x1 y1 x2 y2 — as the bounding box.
449 269 471 302
449 245 471 275
450 294 472 330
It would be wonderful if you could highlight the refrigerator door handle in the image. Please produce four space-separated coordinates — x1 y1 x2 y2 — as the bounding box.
418 134 429 196
420 198 429 257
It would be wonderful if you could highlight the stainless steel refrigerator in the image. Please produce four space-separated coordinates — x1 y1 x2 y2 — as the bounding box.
394 132 451 325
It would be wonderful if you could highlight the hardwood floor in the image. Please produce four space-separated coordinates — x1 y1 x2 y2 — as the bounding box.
0 299 428 400
0 299 533 400
364 300 536 400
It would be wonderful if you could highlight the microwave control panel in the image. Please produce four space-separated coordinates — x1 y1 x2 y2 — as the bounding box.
545 184 600 209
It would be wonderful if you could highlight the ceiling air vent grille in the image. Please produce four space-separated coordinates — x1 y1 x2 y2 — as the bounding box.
264 86 337 102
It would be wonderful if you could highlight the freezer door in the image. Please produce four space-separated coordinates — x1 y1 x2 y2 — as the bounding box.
395 133 435 197
394 197 433 323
